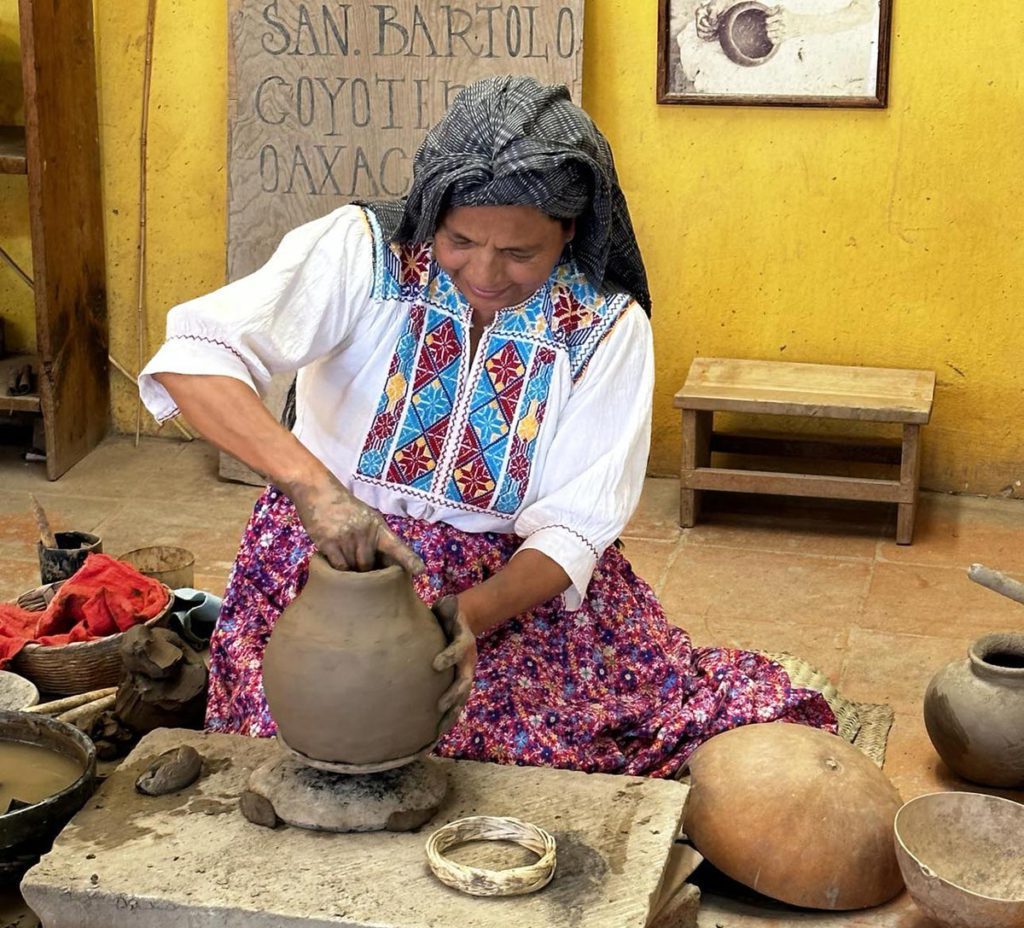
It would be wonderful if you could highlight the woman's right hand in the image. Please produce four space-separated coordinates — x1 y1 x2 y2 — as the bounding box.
282 471 425 574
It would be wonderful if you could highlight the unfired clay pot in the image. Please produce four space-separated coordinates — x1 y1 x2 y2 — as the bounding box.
262 556 453 771
923 631 1024 787
685 722 904 910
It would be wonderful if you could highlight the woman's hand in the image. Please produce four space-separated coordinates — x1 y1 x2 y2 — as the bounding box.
431 595 477 736
695 2 721 41
283 470 424 574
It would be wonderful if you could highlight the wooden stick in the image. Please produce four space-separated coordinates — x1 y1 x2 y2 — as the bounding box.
24 687 117 715
29 493 57 549
135 0 159 448
0 243 34 289
968 564 1024 607
57 693 116 725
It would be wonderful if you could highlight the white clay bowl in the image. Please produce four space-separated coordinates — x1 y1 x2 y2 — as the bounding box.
894 791 1024 928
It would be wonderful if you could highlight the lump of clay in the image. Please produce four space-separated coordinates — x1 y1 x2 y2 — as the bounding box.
685 722 904 910
136 746 203 796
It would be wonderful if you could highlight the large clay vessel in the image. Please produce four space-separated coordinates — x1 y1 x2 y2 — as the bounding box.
685 723 904 910
262 556 454 771
923 631 1024 787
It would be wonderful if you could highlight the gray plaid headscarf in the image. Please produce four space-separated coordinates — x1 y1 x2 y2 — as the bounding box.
364 75 651 314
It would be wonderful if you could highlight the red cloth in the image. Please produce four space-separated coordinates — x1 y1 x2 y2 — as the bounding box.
0 554 169 669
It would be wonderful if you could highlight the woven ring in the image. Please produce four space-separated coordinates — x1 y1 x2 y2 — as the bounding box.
425 815 557 897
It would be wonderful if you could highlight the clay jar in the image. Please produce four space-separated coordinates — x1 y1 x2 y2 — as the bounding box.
924 631 1024 787
263 556 454 771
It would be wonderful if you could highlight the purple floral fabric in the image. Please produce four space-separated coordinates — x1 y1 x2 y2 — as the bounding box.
207 487 836 778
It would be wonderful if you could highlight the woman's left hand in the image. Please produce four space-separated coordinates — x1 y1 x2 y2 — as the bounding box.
431 595 477 736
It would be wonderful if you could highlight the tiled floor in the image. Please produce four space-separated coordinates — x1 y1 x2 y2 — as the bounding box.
2 435 1022 927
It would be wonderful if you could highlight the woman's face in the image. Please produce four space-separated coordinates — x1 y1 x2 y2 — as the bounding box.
434 205 574 319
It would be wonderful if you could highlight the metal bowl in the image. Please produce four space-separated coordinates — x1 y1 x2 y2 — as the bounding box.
1 710 97 883
718 1 778 67
894 791 1024 928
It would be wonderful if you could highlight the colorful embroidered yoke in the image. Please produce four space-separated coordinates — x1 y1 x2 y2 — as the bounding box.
140 205 654 608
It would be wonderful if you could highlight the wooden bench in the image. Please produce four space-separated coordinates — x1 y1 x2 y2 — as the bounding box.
674 358 936 544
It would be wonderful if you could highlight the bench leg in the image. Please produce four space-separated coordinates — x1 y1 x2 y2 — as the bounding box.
680 409 712 527
897 423 921 545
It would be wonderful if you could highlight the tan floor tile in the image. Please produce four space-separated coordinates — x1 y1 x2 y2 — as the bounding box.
838 628 973 712
687 494 888 560
881 708 1024 806
95 499 253 577
0 490 126 559
618 538 679 597
700 616 849 683
879 491 1024 572
0 557 46 603
622 477 682 541
662 546 871 627
861 562 1023 637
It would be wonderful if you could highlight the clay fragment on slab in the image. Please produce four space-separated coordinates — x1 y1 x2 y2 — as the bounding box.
136 745 203 796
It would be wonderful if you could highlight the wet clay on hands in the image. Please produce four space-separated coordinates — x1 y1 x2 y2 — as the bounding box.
431 595 477 735
282 470 424 574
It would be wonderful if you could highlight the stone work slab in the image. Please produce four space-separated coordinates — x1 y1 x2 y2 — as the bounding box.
22 729 688 928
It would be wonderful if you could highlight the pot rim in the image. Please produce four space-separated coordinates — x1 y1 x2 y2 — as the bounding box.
894 791 1024 905
309 555 408 585
969 632 1024 679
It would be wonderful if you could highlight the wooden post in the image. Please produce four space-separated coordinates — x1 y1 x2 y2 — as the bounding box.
679 409 712 527
897 423 921 544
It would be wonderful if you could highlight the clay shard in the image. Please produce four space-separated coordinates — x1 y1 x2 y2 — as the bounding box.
136 746 203 796
120 626 185 679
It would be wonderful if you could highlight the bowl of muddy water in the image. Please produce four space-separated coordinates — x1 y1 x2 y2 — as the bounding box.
0 710 96 883
894 791 1024 928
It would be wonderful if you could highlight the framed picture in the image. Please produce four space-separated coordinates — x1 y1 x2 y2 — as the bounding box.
657 0 893 107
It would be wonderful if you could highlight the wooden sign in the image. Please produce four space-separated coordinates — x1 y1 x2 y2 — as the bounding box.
227 1 586 280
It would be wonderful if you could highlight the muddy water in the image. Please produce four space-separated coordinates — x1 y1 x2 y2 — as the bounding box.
0 741 83 812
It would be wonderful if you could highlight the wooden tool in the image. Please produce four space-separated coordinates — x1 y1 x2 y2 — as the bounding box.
29 493 58 549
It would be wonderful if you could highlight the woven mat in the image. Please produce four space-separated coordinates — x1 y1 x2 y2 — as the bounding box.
762 651 895 768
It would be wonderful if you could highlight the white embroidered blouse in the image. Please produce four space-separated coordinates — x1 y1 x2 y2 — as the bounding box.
139 206 654 609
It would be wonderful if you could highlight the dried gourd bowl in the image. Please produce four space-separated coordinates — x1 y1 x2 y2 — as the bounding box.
893 791 1024 928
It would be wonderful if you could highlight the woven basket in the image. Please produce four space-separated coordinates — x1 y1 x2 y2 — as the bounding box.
10 582 174 696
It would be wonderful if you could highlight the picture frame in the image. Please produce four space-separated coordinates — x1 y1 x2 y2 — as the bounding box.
657 0 893 107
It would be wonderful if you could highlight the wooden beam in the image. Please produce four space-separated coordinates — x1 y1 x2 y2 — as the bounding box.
683 467 908 503
709 431 903 465
20 0 108 479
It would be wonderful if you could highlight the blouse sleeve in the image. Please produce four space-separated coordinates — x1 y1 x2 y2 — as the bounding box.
138 205 375 422
513 303 655 610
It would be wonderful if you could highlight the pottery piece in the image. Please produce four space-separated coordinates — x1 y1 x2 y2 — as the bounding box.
685 722 904 910
894 791 1024 928
718 1 778 67
0 671 39 711
262 556 453 770
923 631 1024 787
36 531 102 584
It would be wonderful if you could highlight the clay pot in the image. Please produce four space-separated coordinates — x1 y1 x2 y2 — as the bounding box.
685 722 904 910
262 557 453 772
894 791 1024 928
923 632 1024 787
718 1 778 67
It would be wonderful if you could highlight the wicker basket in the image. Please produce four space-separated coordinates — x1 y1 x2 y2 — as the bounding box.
10 582 174 696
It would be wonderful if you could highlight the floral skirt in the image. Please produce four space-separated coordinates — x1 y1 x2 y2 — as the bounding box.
207 487 836 778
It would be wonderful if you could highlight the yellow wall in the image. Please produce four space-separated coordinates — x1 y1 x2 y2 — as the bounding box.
2 1 1021 493
0 0 32 353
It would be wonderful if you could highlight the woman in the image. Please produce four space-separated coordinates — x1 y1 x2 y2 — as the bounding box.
140 76 834 778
